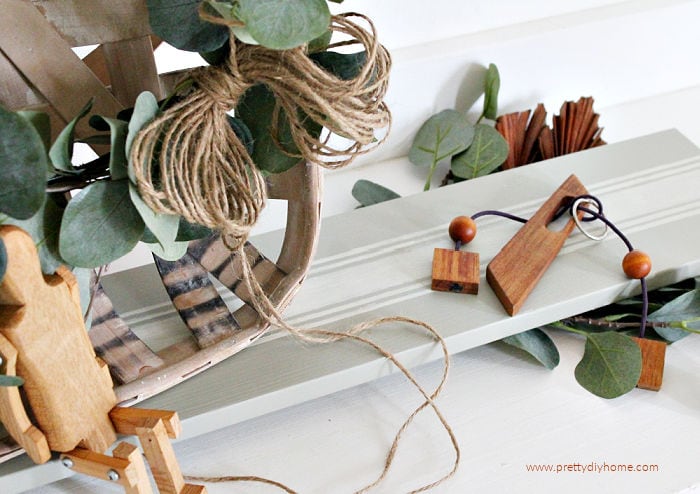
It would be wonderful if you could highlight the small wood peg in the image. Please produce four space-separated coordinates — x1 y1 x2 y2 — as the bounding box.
632 337 666 391
486 175 588 315
431 248 480 294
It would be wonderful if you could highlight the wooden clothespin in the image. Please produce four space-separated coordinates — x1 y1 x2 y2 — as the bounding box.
486 174 588 315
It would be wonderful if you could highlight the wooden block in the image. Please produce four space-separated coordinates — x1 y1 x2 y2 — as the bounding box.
136 418 186 494
0 226 117 453
110 407 182 439
486 175 588 315
632 337 666 391
113 442 154 494
431 248 480 294
61 447 137 488
181 484 208 494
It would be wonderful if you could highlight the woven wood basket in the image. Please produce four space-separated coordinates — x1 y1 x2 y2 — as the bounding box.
0 0 320 412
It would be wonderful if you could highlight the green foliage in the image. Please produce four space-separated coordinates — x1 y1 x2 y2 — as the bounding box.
237 84 309 173
92 117 128 180
501 328 560 370
146 0 230 52
49 99 93 174
481 63 500 121
310 51 367 80
352 180 401 208
176 218 214 242
59 180 145 268
574 331 642 399
129 183 180 254
0 105 48 220
648 289 700 342
6 196 66 274
403 63 506 191
409 110 474 191
237 0 331 50
18 110 51 153
451 124 509 179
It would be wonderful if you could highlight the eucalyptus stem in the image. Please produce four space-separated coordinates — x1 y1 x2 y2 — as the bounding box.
562 316 671 330
549 321 588 336
424 161 437 191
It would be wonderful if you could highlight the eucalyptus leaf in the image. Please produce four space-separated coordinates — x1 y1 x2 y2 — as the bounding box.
92 117 128 180
129 183 179 250
78 135 112 146
7 196 66 273
228 116 254 156
310 51 367 80
237 0 330 50
237 84 320 173
308 29 333 53
18 111 51 153
648 289 700 342
200 42 230 66
0 105 48 220
72 267 93 327
147 0 230 52
409 110 474 168
574 331 641 399
59 180 144 268
176 218 213 242
127 92 160 160
0 238 6 283
146 240 190 261
0 375 23 387
482 63 500 121
451 124 508 179
49 99 93 174
351 180 400 207
501 328 560 370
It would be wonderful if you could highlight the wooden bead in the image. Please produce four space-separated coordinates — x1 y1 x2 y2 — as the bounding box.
448 216 477 245
622 250 651 279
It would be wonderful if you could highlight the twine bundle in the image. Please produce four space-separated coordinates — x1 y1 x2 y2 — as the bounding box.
131 12 391 250
131 12 458 493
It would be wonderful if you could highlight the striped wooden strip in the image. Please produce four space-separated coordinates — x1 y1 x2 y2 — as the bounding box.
154 252 241 349
191 236 288 305
88 284 164 384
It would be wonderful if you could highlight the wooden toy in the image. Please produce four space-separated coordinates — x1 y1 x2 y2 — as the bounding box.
0 225 206 493
486 174 589 316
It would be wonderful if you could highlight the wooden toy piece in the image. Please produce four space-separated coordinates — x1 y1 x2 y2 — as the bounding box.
0 226 206 493
487 174 588 315
113 443 155 494
0 225 117 454
136 417 204 494
431 249 480 294
0 334 50 464
60 447 144 491
632 337 666 391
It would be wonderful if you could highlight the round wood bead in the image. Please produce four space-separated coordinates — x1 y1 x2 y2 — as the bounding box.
448 216 477 244
622 250 652 279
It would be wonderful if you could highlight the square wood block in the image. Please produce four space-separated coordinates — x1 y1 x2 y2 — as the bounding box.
431 248 480 294
632 337 666 391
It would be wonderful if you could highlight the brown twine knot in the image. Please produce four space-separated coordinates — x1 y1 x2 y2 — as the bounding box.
130 13 391 250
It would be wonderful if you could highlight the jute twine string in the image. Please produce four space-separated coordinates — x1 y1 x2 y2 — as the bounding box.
130 12 458 492
130 13 391 250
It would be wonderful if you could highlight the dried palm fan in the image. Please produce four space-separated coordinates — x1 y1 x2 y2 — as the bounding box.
496 97 605 167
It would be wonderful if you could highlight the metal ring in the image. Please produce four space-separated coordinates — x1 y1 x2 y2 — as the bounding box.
571 197 608 241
